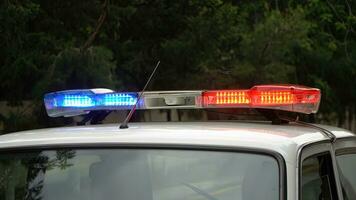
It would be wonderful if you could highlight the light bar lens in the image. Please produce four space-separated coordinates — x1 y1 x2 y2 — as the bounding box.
103 93 137 106
249 85 320 106
203 85 321 114
251 91 293 105
62 95 95 107
203 90 250 105
44 89 138 117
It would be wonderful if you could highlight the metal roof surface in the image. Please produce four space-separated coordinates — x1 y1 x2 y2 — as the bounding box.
0 122 354 163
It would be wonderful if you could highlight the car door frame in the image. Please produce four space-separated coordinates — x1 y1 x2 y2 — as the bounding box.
298 140 343 200
333 136 356 200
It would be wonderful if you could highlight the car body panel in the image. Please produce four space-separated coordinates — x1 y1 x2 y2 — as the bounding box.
0 122 354 163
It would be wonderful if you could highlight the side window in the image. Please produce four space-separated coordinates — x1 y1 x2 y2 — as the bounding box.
336 152 356 200
301 153 338 200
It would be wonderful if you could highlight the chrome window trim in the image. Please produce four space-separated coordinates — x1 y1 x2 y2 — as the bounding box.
298 141 343 200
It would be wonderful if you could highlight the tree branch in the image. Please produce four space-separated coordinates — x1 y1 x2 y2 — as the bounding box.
344 28 350 60
81 0 109 52
258 42 271 64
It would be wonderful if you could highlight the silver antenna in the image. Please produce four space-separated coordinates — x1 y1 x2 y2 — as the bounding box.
119 61 161 129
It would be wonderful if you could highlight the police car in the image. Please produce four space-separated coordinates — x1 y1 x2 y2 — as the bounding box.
0 85 355 200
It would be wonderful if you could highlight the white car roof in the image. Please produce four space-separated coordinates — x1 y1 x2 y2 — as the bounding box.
0 122 354 163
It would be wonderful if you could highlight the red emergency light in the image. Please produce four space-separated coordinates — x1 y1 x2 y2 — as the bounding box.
202 85 321 114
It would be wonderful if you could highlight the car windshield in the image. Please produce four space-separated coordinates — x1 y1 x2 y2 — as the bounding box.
0 149 279 200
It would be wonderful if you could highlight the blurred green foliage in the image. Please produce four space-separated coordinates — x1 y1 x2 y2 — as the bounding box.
0 0 355 132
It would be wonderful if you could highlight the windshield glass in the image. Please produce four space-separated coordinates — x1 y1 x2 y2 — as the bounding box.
0 149 279 200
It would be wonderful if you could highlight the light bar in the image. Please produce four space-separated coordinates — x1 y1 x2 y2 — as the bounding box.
44 85 321 117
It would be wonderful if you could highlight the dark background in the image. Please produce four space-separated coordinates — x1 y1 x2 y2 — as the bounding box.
0 0 355 133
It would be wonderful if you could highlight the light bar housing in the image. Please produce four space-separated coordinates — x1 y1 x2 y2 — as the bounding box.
44 85 321 117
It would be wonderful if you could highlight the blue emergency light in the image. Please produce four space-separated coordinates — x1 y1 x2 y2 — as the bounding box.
44 89 138 117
